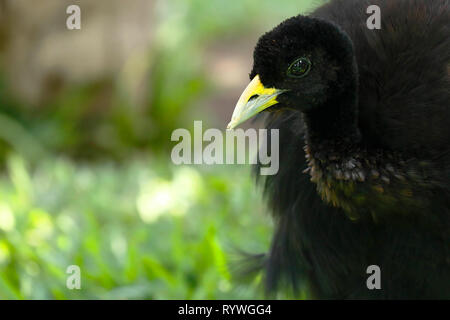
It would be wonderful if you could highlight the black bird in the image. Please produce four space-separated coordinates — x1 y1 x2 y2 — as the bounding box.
228 0 450 299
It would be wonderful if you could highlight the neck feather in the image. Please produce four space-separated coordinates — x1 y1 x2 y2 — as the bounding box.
304 87 360 149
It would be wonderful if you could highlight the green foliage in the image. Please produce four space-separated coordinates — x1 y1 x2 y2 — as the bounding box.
0 0 324 160
0 0 325 299
0 154 272 299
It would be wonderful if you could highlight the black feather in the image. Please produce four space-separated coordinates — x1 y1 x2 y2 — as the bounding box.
250 0 450 299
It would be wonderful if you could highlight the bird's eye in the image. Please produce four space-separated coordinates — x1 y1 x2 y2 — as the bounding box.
287 57 312 78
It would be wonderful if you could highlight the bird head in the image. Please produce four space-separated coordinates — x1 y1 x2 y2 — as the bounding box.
228 15 448 219
227 15 358 131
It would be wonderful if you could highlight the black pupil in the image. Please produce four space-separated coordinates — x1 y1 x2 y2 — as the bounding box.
292 59 308 75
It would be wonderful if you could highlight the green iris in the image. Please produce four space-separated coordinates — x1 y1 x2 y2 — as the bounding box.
287 57 312 78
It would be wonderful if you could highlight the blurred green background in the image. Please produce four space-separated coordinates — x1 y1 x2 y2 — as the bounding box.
0 0 323 299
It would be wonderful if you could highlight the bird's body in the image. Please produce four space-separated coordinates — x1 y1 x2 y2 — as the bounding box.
230 0 450 299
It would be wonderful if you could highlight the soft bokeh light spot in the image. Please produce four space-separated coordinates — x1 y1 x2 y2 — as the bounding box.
0 241 11 265
137 178 173 223
0 203 15 232
111 233 128 261
171 167 204 216
137 167 204 223
25 209 54 246
56 213 76 233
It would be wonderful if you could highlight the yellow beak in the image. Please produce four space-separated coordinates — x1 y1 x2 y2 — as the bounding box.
227 75 286 129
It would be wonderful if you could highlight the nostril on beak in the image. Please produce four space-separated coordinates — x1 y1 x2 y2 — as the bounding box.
248 94 259 102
